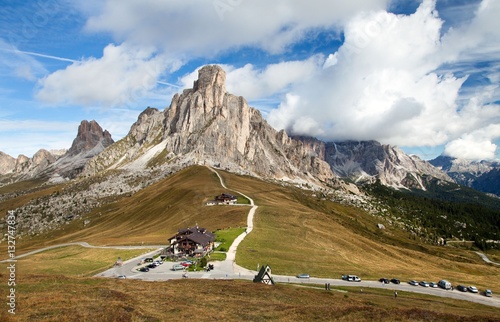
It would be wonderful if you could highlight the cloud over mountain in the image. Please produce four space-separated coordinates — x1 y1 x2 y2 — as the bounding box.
267 0 500 160
24 0 500 160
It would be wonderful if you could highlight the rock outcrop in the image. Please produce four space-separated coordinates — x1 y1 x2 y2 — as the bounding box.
0 151 16 175
67 120 113 157
47 120 114 179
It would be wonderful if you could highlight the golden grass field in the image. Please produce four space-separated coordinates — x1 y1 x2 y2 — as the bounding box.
1 165 499 320
1 275 499 321
15 246 155 277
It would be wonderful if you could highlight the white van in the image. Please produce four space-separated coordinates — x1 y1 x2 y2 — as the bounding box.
438 280 451 290
347 275 361 282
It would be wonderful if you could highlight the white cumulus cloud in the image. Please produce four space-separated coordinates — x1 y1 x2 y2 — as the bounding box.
444 123 500 160
267 0 500 160
36 43 174 107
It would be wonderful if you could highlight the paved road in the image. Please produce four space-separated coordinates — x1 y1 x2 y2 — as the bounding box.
97 258 500 308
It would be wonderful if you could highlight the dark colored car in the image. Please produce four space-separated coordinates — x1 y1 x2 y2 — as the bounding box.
456 285 467 292
147 263 156 269
419 281 429 287
379 278 390 284
391 278 400 284
138 267 149 272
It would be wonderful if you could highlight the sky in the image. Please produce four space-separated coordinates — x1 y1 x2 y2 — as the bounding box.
0 0 499 161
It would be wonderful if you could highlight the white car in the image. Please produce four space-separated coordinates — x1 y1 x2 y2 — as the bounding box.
117 275 126 279
468 286 478 293
429 282 438 288
409 280 419 286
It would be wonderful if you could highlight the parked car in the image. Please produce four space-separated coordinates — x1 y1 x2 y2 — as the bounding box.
419 281 430 287
138 267 149 272
379 278 390 284
347 275 361 282
296 273 310 279
409 280 419 286
456 285 468 292
438 280 452 290
172 264 185 271
485 289 492 297
147 263 156 269
391 278 400 284
144 258 154 263
429 282 438 288
117 275 126 279
468 286 478 293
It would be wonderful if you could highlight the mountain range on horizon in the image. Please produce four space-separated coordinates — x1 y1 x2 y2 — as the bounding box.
0 65 498 196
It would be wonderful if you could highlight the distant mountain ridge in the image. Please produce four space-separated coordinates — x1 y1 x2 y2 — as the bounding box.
430 155 500 196
290 136 452 189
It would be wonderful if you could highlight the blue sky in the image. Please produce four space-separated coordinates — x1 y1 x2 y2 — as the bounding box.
0 0 499 161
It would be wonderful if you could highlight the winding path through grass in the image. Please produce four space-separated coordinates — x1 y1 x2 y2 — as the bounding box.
206 166 258 275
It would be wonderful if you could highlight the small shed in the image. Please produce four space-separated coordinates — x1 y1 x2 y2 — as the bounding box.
253 264 275 285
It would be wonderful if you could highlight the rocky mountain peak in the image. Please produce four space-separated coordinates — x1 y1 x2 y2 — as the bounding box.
0 151 16 175
68 120 114 156
193 65 226 93
84 65 337 184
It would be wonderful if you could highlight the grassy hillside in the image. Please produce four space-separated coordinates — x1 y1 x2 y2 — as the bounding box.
15 246 154 277
214 170 500 291
4 166 499 290
7 166 248 254
1 166 500 320
1 274 498 321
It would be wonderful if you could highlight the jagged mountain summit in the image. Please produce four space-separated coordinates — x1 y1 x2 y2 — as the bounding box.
0 120 113 184
45 120 114 180
430 155 500 196
85 65 336 184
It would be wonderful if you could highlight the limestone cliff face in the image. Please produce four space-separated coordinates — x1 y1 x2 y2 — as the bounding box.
68 120 114 157
85 65 336 183
322 141 452 189
0 151 16 175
